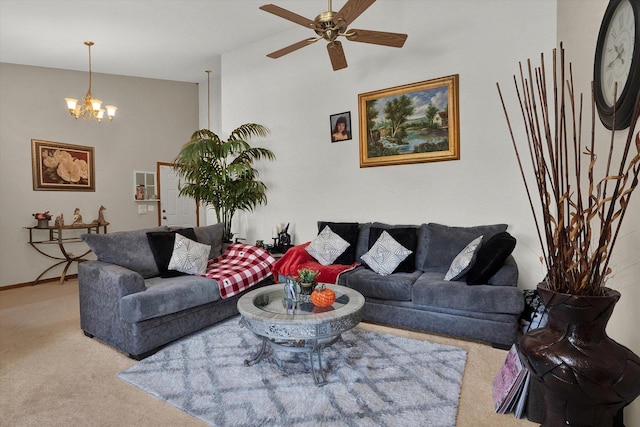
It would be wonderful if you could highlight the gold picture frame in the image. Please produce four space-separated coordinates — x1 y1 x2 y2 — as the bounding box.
31 139 95 191
358 75 460 167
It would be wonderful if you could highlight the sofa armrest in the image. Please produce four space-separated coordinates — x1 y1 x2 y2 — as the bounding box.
79 260 146 299
78 261 147 350
487 255 518 287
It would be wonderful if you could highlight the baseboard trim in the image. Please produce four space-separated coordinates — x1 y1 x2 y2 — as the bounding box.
0 274 78 291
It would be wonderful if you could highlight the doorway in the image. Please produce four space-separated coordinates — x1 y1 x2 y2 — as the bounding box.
157 162 199 227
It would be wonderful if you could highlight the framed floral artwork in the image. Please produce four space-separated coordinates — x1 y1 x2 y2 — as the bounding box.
358 74 460 167
31 139 95 191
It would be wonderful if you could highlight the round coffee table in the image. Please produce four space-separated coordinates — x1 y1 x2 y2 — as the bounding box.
237 283 364 386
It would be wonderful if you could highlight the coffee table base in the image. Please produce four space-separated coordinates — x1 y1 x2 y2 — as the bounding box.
237 284 364 387
243 332 342 386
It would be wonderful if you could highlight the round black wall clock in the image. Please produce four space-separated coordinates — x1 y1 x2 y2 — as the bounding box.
594 0 640 130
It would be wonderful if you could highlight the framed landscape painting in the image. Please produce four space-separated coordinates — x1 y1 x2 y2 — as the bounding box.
358 75 460 167
31 139 95 191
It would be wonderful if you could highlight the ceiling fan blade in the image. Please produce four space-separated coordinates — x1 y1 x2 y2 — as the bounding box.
259 4 315 28
327 41 348 71
346 29 408 48
267 38 320 59
334 0 376 26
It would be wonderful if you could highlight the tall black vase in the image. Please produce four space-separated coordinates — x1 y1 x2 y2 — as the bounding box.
519 284 640 427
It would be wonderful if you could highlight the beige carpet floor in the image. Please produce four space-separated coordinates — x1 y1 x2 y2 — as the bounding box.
0 280 535 426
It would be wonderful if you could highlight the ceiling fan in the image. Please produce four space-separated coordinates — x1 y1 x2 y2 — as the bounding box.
259 0 408 71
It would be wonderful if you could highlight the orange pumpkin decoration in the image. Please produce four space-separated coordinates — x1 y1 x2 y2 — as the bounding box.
311 286 336 307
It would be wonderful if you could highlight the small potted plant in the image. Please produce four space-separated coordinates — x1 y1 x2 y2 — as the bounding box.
297 268 320 295
33 211 52 228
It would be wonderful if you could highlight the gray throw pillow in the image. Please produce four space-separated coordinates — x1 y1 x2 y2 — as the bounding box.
82 227 167 278
422 223 508 272
193 223 224 259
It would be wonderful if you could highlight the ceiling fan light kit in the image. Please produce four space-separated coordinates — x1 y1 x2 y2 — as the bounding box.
65 41 117 123
260 0 408 71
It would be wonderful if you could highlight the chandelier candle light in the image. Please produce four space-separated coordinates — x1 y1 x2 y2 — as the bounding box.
64 41 117 122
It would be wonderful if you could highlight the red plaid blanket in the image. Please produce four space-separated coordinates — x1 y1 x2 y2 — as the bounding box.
201 243 275 299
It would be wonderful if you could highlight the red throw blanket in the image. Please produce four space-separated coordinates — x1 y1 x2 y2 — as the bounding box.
201 243 275 299
271 242 360 284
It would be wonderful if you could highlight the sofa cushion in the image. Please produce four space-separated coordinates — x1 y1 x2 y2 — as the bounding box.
368 223 419 272
414 224 429 272
120 275 221 323
82 227 167 278
168 234 211 275
413 272 524 314
487 255 519 286
306 225 350 266
466 232 516 285
317 221 359 264
422 223 508 273
146 228 197 278
192 223 224 259
339 267 422 301
354 222 372 260
444 235 483 281
361 231 413 276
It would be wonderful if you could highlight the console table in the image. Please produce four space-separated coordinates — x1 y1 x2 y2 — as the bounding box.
25 223 109 285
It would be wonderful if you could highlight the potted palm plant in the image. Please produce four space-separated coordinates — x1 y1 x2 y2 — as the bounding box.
173 124 276 242
497 45 640 426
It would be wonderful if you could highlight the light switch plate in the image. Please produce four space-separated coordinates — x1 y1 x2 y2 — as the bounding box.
138 204 148 214
148 204 156 212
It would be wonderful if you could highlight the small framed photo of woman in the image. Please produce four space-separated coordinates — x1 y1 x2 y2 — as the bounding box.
330 111 352 143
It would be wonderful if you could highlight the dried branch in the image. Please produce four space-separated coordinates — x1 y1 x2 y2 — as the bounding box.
497 44 640 295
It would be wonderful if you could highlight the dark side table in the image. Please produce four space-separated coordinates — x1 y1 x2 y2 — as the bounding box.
24 223 109 285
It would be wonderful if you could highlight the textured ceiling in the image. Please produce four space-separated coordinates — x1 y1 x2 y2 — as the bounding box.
0 0 344 83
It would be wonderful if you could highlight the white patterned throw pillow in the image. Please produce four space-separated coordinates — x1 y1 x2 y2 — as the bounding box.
444 235 484 281
305 225 350 266
168 233 211 275
361 230 413 276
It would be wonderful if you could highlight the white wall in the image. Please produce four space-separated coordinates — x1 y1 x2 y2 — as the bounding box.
0 63 198 287
218 0 638 421
219 0 556 288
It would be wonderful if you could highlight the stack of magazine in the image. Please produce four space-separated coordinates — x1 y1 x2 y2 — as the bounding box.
492 289 548 419
491 344 530 418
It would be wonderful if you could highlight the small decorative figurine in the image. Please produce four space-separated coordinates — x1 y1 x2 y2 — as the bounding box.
278 223 291 247
54 213 64 227
92 205 107 225
135 185 145 200
284 277 300 303
72 208 83 225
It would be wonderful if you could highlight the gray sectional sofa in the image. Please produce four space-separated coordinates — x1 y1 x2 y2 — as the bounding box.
281 221 525 348
78 223 273 359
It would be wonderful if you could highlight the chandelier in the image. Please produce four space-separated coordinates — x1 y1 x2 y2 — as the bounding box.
64 41 117 122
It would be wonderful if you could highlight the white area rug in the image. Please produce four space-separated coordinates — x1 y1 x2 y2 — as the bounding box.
118 318 467 426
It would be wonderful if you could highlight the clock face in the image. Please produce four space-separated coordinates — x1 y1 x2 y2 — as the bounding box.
600 0 636 107
594 0 640 129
